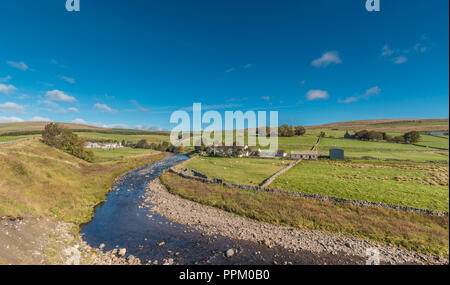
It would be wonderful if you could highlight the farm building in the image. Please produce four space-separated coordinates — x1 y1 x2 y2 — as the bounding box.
344 130 356 139
276 150 287 157
329 148 344 159
85 142 123 150
291 150 318 160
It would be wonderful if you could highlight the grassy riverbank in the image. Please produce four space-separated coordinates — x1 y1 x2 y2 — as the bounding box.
160 172 449 257
0 139 166 224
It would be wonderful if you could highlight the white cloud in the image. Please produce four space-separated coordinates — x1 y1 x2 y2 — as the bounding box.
0 116 24 123
300 80 306 85
68 107 79 112
59 76 76 84
94 103 116 114
46 90 77 103
6 61 30 71
261 96 270 101
393 56 408 64
338 86 381 104
243 64 254 69
72 118 89 125
134 125 164 131
29 116 51 122
71 118 129 129
306 89 329 101
311 51 342 68
225 67 235 73
381 45 395 57
129 100 149 113
0 75 11 83
0 102 25 114
0 83 17 95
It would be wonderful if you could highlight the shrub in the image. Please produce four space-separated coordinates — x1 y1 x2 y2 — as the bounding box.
403 131 421 144
42 123 94 162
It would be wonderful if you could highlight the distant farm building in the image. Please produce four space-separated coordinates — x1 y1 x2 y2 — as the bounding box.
85 142 123 150
276 150 287 157
344 130 356 139
329 148 344 160
291 150 318 160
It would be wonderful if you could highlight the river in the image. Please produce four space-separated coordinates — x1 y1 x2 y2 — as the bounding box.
81 154 362 265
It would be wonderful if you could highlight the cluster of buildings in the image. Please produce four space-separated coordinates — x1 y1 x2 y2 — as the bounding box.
207 145 328 160
85 142 123 150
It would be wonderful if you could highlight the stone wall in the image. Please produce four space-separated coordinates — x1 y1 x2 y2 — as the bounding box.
168 166 449 217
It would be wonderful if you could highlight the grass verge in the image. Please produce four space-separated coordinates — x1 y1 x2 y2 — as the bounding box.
0 139 166 224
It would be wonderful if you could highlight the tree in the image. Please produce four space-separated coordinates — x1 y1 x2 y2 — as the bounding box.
393 136 406 143
294 126 306 136
41 123 94 162
403 131 421 144
42 123 63 146
136 139 148 149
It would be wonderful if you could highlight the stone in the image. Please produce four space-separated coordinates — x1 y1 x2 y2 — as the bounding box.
99 243 105 250
225 249 234 258
118 248 126 257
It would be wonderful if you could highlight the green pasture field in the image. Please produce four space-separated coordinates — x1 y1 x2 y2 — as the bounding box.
184 156 286 186
271 159 449 212
91 147 159 162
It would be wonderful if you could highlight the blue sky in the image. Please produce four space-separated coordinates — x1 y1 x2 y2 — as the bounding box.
0 0 448 130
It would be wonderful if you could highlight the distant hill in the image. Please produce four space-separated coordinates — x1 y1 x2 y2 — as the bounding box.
306 119 449 133
0 122 169 136
0 122 104 134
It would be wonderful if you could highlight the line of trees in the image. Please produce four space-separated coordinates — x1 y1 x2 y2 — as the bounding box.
129 139 185 153
42 123 94 162
354 130 421 144
257 125 306 137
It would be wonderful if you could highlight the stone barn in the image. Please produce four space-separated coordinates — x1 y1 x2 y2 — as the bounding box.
329 148 344 160
291 150 318 160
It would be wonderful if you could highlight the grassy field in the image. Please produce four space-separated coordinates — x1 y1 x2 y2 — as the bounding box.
306 119 449 132
271 159 449 212
184 157 286 185
161 172 449 256
0 139 166 224
75 132 169 144
91 147 158 162
0 136 28 143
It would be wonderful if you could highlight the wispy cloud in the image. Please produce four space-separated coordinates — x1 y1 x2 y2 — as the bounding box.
243 64 254 69
338 86 381 103
300 80 306 85
261 96 271 101
94 103 117 114
381 45 395 57
393 56 408 64
381 36 429 64
306 89 329 101
0 102 25 114
312 51 342 68
59 76 76 84
29 116 51 122
225 67 236 73
0 116 24 123
181 103 242 112
68 107 79 113
0 75 11 83
6 61 30 71
226 97 248 103
0 83 17 95
46 90 77 103
129 100 149 113
72 118 129 129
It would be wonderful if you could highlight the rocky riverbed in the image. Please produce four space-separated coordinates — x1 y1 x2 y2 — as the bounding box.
0 216 140 265
145 178 448 265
